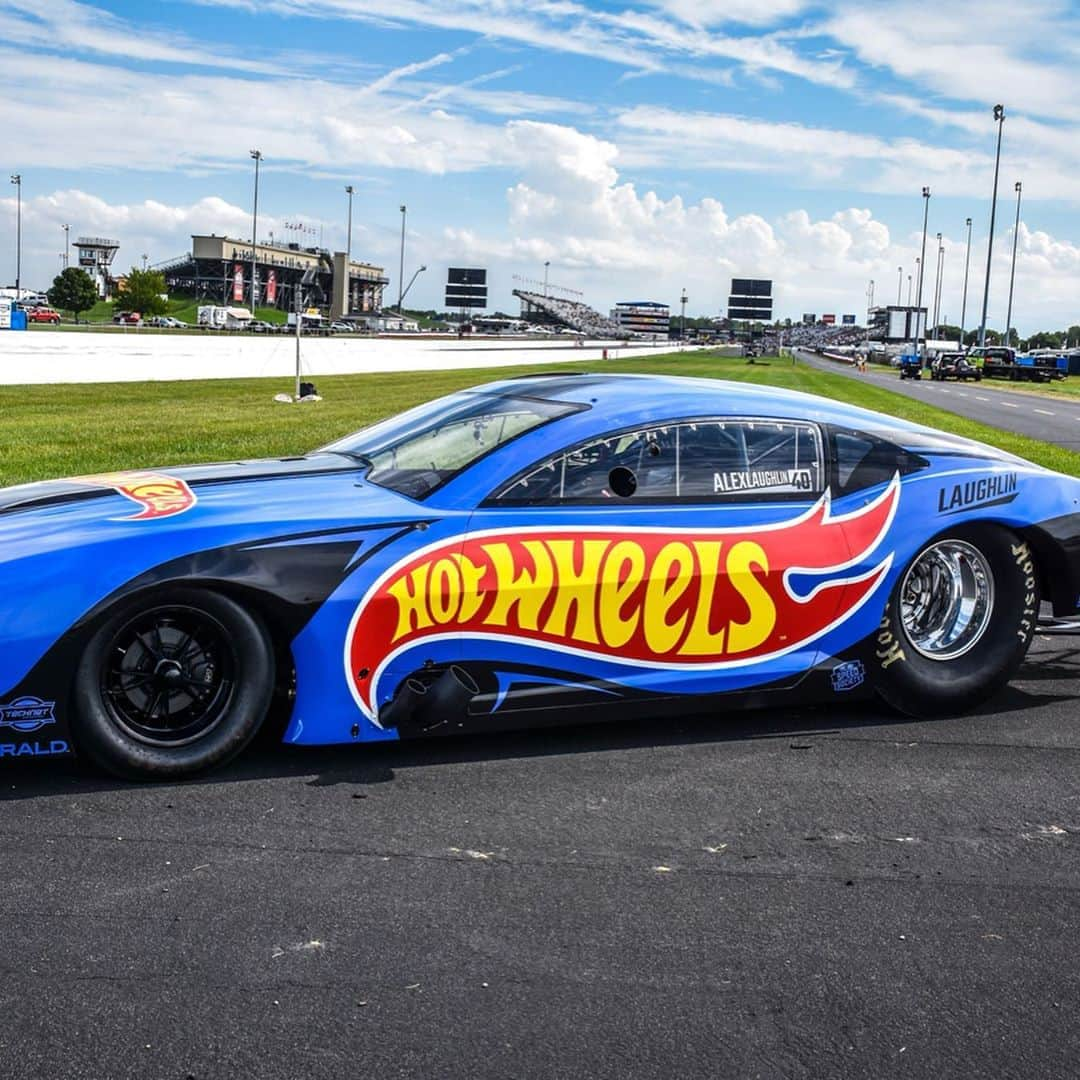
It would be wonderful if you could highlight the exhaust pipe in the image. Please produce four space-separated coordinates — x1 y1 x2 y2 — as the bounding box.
378 677 428 732
383 666 479 736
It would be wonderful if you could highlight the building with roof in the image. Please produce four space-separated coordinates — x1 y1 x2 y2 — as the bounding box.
610 301 671 338
159 235 388 319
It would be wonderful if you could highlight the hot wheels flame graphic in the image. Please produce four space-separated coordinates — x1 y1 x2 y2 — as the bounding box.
346 477 900 721
82 471 197 520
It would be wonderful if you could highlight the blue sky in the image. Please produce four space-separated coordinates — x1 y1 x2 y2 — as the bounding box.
2 0 1079 330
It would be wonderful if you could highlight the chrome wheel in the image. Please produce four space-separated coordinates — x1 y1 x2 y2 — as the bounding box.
899 540 994 660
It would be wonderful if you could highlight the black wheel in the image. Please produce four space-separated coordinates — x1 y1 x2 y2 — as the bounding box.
73 589 275 780
874 525 1039 717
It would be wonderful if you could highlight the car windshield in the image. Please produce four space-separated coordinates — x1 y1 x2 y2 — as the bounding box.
321 390 583 500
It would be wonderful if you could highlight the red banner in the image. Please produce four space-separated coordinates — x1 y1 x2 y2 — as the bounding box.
822 313 836 325
232 263 244 303
266 269 277 305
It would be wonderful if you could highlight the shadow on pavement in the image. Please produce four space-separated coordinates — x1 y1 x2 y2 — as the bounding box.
1 674 1068 802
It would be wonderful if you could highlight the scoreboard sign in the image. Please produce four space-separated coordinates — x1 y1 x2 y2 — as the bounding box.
821 313 836 325
446 267 488 309
727 278 773 322
842 314 857 325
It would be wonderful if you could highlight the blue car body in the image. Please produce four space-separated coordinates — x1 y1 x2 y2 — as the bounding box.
2 373 1079 763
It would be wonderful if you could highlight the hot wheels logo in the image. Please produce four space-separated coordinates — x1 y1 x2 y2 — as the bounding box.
346 478 899 720
82 471 197 520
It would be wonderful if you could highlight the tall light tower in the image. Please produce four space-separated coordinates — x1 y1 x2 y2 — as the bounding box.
978 104 1006 347
959 217 973 346
344 185 354 315
9 174 21 299
907 273 913 306
62 223 70 269
931 232 944 332
1005 181 1023 348
397 204 406 313
896 265 903 305
543 260 550 297
680 288 688 341
915 186 931 356
249 149 262 311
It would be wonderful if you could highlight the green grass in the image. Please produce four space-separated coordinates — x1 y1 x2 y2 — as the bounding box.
2 351 1078 488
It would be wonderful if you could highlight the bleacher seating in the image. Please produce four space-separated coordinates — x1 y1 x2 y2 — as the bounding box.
514 289 623 338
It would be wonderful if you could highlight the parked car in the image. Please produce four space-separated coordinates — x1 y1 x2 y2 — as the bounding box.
330 321 354 333
112 311 142 326
248 320 279 334
1 374 1076 780
931 355 982 381
26 307 61 324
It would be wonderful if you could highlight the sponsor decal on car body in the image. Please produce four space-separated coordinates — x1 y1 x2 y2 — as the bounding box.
81 471 197 520
0 696 56 733
346 477 900 720
937 472 1018 515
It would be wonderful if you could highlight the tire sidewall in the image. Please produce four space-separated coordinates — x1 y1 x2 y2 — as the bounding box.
73 588 275 780
875 525 1039 716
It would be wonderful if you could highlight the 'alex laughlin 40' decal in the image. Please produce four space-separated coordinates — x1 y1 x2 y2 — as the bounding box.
346 477 900 722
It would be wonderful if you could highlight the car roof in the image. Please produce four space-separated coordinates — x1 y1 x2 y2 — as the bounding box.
474 372 934 436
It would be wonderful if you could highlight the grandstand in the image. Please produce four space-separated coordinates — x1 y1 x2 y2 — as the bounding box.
514 289 623 338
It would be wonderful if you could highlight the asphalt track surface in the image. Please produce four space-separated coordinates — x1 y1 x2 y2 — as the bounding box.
794 349 1080 450
3 633 1080 1079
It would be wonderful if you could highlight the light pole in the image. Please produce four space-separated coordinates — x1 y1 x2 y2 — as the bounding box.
896 265 903 305
907 273 913 306
916 186 931 356
9 174 21 299
1005 181 1022 349
400 264 427 308
397 204 406 313
931 232 943 333
62 223 70 269
249 149 262 311
543 260 550 297
978 104 1006 347
959 217 973 345
680 289 688 342
142 253 148 271
344 185 354 315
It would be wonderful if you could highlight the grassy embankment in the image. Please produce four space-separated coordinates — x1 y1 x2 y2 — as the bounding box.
42 294 287 329
2 351 1078 487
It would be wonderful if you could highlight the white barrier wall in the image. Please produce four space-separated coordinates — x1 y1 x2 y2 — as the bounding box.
0 331 693 386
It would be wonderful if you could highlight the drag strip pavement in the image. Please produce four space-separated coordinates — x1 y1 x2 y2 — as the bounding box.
795 350 1080 449
1 636 1079 1078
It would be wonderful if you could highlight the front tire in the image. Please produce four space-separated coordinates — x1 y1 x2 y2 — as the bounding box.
73 589 275 780
875 526 1039 716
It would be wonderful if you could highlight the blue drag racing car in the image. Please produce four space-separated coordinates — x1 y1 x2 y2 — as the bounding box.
2 373 1078 780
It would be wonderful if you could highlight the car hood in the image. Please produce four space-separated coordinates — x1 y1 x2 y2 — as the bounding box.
0 454 430 560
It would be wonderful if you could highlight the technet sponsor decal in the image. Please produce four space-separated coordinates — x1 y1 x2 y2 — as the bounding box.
0 696 70 758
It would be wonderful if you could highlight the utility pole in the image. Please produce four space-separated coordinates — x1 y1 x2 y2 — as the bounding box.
9 174 21 299
978 104 1006 347
931 233 943 333
344 185 354 316
959 217 973 346
680 289 687 342
397 204 406 313
63 223 70 269
1005 180 1022 349
249 149 262 312
916 186 931 360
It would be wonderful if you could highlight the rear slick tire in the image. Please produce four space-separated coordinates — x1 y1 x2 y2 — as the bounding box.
72 589 275 780
874 525 1039 717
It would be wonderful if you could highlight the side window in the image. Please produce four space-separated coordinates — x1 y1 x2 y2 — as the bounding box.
496 426 679 502
678 420 823 497
493 419 823 504
831 428 927 494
